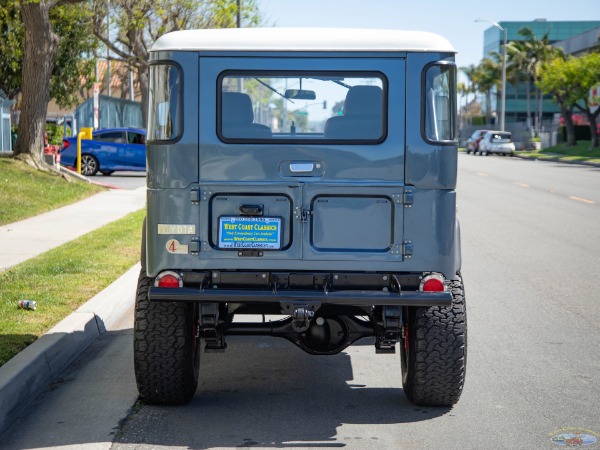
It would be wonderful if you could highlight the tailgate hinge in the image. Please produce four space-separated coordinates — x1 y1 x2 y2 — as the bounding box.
402 240 413 259
403 189 414 208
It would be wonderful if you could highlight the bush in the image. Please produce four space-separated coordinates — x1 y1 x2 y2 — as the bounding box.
45 123 64 146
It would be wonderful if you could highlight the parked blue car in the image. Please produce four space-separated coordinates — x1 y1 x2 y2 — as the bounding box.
60 127 146 176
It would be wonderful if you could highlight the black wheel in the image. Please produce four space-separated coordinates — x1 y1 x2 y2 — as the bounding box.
134 270 200 405
80 154 99 176
401 275 467 406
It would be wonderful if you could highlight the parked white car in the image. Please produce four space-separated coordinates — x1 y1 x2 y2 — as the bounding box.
478 131 515 156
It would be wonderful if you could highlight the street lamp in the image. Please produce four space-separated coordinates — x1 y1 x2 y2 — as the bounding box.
475 18 507 131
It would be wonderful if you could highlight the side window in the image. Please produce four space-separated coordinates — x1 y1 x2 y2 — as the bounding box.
423 63 456 143
95 131 126 143
148 63 181 141
128 132 146 145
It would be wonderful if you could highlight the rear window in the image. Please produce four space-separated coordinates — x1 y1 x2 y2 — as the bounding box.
218 71 387 144
491 133 511 142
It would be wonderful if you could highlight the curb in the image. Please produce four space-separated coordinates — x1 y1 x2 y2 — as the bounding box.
0 263 140 435
513 153 600 168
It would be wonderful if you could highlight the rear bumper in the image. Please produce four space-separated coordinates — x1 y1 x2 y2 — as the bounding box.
148 286 452 306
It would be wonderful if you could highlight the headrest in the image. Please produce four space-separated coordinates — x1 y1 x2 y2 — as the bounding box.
222 92 254 124
343 85 383 116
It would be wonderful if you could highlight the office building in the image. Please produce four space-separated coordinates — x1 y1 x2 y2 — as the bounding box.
482 19 600 123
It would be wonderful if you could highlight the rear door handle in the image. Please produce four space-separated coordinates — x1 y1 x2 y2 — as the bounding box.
289 163 314 173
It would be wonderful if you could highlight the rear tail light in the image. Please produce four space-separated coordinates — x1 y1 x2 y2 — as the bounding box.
155 271 183 288
420 274 446 292
61 139 70 152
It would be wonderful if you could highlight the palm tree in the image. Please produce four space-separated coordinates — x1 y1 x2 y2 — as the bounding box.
460 64 479 125
506 40 531 126
485 51 505 124
457 81 468 129
476 59 501 125
515 27 564 133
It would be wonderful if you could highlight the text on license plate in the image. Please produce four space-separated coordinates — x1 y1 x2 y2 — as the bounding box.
218 216 282 249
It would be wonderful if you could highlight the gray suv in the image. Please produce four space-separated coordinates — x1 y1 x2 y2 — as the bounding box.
135 28 466 407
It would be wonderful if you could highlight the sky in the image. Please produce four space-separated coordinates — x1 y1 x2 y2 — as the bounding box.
256 0 599 71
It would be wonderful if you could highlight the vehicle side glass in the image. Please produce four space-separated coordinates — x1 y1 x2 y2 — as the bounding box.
128 132 146 145
95 131 126 143
148 63 181 142
422 63 456 144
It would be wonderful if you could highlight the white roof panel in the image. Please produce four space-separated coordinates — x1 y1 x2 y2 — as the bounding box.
151 28 455 53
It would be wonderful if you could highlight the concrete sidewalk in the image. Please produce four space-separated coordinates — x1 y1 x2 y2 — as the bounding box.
0 187 146 435
0 187 146 272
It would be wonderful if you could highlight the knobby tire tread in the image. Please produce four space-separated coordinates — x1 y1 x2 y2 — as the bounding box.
134 270 199 405
402 275 467 406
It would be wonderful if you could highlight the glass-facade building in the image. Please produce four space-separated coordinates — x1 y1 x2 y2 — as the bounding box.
482 20 600 123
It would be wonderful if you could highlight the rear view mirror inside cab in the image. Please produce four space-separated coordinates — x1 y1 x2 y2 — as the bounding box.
284 89 316 100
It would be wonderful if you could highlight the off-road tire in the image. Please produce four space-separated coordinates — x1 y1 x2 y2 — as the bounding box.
134 270 200 405
401 274 467 406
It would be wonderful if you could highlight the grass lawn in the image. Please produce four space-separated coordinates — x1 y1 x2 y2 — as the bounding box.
518 141 600 165
0 209 145 367
0 158 105 226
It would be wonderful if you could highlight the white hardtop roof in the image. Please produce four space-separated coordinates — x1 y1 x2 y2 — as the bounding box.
151 28 455 53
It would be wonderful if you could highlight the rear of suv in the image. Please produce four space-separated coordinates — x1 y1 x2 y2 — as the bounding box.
478 131 515 156
135 28 466 407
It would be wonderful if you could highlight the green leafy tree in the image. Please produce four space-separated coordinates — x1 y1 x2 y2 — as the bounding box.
48 6 97 108
0 1 23 99
91 0 263 124
537 53 600 147
537 56 579 146
570 53 600 148
1 0 96 167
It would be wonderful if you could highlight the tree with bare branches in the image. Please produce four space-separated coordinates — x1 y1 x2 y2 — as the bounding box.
91 0 263 125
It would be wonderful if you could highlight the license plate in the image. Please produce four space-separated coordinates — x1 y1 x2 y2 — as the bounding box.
218 216 282 249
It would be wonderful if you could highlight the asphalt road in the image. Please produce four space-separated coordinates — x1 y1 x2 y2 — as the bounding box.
1 154 599 449
95 171 146 190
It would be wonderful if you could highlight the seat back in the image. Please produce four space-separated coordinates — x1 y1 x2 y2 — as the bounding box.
324 86 383 140
222 92 272 138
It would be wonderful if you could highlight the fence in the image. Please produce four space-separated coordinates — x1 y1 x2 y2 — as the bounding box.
460 120 560 150
74 95 143 131
0 94 14 152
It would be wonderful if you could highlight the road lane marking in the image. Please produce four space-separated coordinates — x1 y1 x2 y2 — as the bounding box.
569 196 595 204
478 172 489 177
514 182 530 188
